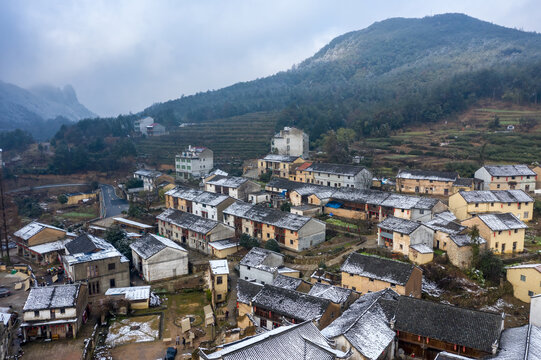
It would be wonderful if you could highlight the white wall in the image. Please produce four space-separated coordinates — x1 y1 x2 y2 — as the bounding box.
298 219 326 251
144 248 188 281
531 295 541 327
239 265 275 285
193 202 218 220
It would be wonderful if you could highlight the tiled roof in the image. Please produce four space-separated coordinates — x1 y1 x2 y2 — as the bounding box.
130 233 186 260
63 234 128 265
410 243 433 254
305 163 367 176
236 279 264 305
209 260 229 275
459 190 533 204
378 216 422 235
272 274 305 291
14 221 67 241
65 233 102 254
340 253 416 285
157 208 220 234
506 263 541 273
23 284 81 311
394 296 503 353
206 176 249 188
477 213 528 231
308 283 353 305
488 324 541 360
165 186 231 206
423 216 466 235
397 169 458 182
449 234 486 247
224 202 315 231
262 154 300 163
483 164 536 177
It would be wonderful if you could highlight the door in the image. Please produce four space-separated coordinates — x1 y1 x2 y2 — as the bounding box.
501 243 506 253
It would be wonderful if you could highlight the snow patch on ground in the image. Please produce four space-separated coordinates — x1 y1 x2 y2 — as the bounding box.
481 298 512 312
105 315 160 347
422 278 443 297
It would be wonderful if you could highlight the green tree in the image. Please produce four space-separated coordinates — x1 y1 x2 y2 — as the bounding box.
105 226 132 261
265 239 281 253
259 170 272 183
477 250 504 283
239 233 259 250
469 225 481 267
57 194 68 204
125 178 144 189
280 202 291 212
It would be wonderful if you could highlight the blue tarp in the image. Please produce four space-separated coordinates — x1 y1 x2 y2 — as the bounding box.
325 201 343 209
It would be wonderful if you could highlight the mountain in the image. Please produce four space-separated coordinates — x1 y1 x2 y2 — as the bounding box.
0 81 96 140
142 13 541 139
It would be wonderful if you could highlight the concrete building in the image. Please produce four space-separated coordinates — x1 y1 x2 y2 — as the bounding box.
223 202 326 252
130 233 189 282
449 189 534 222
62 234 130 295
165 187 235 222
21 283 88 341
157 208 236 255
270 126 309 159
304 163 372 189
475 164 536 192
175 145 214 179
208 260 229 305
145 122 167 136
257 154 305 178
133 169 164 191
461 213 527 255
340 253 422 298
239 247 298 285
134 116 154 134
204 175 261 201
506 263 541 303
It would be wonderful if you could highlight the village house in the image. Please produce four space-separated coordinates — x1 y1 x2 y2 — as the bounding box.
112 217 153 235
239 247 299 285
236 279 264 328
65 191 97 205
310 269 342 286
14 221 75 260
247 191 270 205
104 286 151 310
257 154 305 178
145 122 167 136
199 320 350 360
251 284 340 329
289 183 336 207
377 216 434 263
175 145 214 180
133 169 163 191
340 253 422 297
474 164 536 192
423 211 467 250
396 169 459 195
208 260 229 305
165 186 236 221
134 116 154 134
207 239 240 259
223 202 326 252
288 161 313 183
449 189 534 222
461 213 527 254
533 164 541 189
308 283 359 311
204 175 261 201
303 163 372 189
157 208 236 255
506 263 541 303
130 233 188 282
20 283 89 341
272 274 311 292
271 126 309 158
393 296 503 359
62 234 130 295
445 234 487 269
322 289 400 360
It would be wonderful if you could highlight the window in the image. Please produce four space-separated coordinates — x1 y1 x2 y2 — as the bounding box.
108 263 115 271
390 283 396 287
419 210 424 214
400 244 403 250
267 233 270 238
491 203 494 207
475 203 479 208
497 184 501 189
521 275 526 282
290 239 293 245
528 291 534 297
524 212 529 219
350 273 354 277
216 276 223 284
514 229 518 233
34 311 39 317
110 278 116 288
217 294 222 300
352 287 356 291
60 308 65 314
369 278 374 282
260 319 267 328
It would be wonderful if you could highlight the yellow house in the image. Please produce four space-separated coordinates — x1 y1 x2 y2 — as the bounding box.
236 279 263 329
288 162 314 183
396 169 458 196
461 213 527 254
377 216 434 258
340 252 422 298
104 286 151 310
258 154 305 179
65 192 97 205
208 239 240 259
474 164 536 192
449 190 534 222
506 264 541 303
209 260 229 305
13 222 72 260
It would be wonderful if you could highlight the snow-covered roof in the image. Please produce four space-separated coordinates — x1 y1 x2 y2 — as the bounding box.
378 216 422 235
239 247 284 272
157 208 221 234
261 154 300 163
308 283 353 305
206 175 249 188
209 260 229 275
489 324 541 360
208 239 238 251
23 284 81 311
0 311 11 326
305 163 367 176
223 202 315 231
134 169 162 178
410 243 433 254
14 221 67 241
435 352 476 360
166 186 231 206
397 169 458 182
328 188 439 210
236 279 264 305
483 164 536 177
423 216 466 235
340 253 416 285
272 274 305 291
29 239 72 255
201 321 349 360
506 263 541 273
113 217 153 229
63 234 129 265
130 233 186 260
449 234 486 248
477 213 528 231
105 286 151 301
459 190 533 204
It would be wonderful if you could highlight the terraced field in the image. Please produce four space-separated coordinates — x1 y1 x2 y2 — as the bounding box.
136 112 279 166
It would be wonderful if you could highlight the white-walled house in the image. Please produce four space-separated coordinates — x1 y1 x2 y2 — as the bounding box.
271 127 309 159
305 163 372 189
204 176 261 201
175 145 214 179
239 247 299 285
130 233 189 282
133 169 163 191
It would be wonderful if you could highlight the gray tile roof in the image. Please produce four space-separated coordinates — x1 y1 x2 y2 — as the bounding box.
223 202 314 231
65 233 100 254
459 190 533 204
305 163 367 176
165 186 231 206
262 154 300 163
378 216 422 235
308 283 353 305
394 296 503 353
423 217 466 235
397 169 458 182
239 247 283 268
236 279 264 305
23 283 81 311
130 233 186 260
14 221 67 241
488 324 541 360
483 164 536 177
206 175 249 188
252 285 331 322
157 208 220 234
272 274 305 291
477 213 528 231
449 234 486 247
63 234 129 265
340 253 416 285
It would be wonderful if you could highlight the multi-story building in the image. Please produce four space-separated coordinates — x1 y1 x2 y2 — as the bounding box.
223 202 326 252
506 263 541 303
340 253 422 297
204 175 261 201
257 154 305 178
165 187 236 221
303 163 372 189
461 213 527 254
134 116 154 134
208 260 229 305
175 145 214 179
62 234 130 295
145 122 167 136
396 169 459 196
474 164 536 192
449 189 534 222
238 247 299 285
20 283 88 341
133 169 164 191
270 126 309 159
14 221 74 260
377 216 434 263
157 208 235 255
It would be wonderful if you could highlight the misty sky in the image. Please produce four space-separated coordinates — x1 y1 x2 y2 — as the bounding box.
1 1 540 117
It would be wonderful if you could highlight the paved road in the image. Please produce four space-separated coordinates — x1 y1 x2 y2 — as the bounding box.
7 183 88 194
100 184 129 218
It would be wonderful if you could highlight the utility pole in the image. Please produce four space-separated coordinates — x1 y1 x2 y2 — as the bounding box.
0 168 10 264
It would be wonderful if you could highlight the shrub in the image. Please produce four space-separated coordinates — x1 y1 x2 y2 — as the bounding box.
239 233 259 250
57 194 68 204
265 239 281 253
